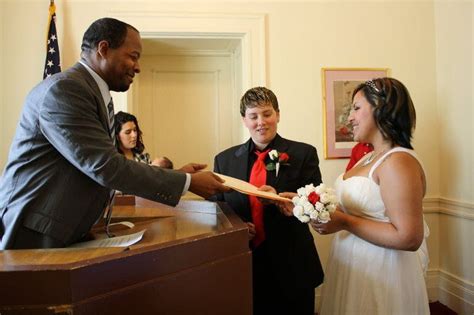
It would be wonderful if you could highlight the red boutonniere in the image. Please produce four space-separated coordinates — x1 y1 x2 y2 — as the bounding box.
266 150 290 176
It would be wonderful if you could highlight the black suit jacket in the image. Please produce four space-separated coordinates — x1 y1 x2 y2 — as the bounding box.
213 134 324 291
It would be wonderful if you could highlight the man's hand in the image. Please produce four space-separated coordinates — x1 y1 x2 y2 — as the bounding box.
189 171 231 199
179 163 207 174
246 222 256 240
277 192 297 216
256 185 277 205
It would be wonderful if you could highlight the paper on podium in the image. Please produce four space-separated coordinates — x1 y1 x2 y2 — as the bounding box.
214 173 292 202
68 230 146 248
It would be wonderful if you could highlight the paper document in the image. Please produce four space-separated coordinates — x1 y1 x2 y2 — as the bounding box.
68 230 146 248
214 173 292 202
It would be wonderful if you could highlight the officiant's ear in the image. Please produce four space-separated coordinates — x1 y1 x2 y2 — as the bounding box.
96 40 110 58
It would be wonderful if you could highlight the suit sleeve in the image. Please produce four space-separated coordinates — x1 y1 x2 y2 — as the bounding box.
299 145 323 187
38 78 186 206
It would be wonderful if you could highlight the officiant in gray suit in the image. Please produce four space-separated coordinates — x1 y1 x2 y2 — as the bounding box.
0 17 229 250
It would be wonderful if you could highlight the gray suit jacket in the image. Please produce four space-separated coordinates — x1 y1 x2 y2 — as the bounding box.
0 63 186 249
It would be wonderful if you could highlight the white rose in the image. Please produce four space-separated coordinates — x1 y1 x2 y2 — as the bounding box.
300 215 310 223
304 184 316 195
269 149 279 160
297 187 306 196
315 183 327 195
315 201 325 211
292 196 301 205
329 194 338 204
320 193 331 204
318 210 331 223
293 205 304 217
303 202 314 215
309 210 319 220
326 203 337 213
299 195 308 205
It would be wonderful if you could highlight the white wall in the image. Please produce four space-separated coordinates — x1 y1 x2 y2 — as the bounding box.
435 2 473 203
433 2 473 313
0 0 472 313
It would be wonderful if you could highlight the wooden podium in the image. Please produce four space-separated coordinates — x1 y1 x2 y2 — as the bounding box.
0 198 252 315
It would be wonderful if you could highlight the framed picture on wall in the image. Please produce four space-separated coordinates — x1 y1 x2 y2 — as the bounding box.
321 67 389 159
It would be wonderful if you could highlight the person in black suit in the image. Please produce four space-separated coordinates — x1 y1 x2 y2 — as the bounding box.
213 87 324 315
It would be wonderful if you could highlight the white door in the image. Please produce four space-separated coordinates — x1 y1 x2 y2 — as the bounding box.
135 54 235 171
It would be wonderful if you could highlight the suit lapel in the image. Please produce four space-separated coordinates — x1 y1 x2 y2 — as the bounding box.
268 134 289 188
233 140 252 208
74 63 111 136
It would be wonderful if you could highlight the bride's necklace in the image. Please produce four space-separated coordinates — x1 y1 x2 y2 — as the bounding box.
362 150 386 166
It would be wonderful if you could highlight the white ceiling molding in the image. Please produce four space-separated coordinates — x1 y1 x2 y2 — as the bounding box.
108 11 267 89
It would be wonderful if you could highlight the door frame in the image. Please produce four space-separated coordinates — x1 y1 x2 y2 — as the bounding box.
109 11 267 144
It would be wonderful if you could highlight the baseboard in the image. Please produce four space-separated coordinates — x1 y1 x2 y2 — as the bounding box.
315 269 473 314
427 269 474 315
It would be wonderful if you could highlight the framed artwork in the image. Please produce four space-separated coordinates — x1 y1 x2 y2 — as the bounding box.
321 68 389 159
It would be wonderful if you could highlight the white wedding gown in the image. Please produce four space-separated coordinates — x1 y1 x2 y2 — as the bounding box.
320 148 430 315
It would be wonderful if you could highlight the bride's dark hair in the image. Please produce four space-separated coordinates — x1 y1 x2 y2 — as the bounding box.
352 77 416 149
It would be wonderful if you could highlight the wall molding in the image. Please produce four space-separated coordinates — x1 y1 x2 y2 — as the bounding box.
426 268 474 314
423 197 474 220
108 10 267 90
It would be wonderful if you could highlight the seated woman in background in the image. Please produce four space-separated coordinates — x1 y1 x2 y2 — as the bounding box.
114 111 173 169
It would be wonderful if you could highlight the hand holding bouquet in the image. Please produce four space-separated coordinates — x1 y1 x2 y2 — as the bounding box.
292 183 337 223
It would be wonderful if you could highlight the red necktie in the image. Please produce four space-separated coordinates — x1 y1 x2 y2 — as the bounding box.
249 149 270 248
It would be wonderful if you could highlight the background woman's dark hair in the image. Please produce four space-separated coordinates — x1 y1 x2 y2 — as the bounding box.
114 111 145 154
352 77 416 149
81 17 138 54
240 86 279 117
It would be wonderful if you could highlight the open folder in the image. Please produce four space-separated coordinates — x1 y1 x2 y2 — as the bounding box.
214 173 292 202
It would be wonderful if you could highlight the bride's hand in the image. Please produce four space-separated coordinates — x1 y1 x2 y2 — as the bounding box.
310 206 346 235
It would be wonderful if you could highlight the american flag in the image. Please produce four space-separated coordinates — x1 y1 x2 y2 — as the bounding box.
43 2 61 79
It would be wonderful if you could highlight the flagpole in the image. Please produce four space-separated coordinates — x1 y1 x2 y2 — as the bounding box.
46 1 55 47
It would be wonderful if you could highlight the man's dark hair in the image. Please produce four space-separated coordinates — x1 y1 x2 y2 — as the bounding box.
81 17 138 53
240 87 279 117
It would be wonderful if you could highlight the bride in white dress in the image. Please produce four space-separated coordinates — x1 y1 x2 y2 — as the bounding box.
311 78 430 315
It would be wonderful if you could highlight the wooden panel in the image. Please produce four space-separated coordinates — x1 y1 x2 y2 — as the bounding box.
0 201 252 315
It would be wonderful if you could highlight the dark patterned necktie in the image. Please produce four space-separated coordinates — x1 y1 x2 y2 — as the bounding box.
107 98 116 146
249 149 270 248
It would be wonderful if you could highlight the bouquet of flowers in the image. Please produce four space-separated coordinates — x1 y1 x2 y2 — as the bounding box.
292 183 338 223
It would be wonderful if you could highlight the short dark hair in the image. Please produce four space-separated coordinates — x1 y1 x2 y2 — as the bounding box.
81 18 138 53
114 111 145 154
240 87 279 117
352 77 416 149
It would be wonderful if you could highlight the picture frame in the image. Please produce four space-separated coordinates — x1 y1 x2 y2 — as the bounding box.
321 67 389 159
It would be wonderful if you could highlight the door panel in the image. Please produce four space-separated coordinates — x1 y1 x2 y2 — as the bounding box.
136 55 234 170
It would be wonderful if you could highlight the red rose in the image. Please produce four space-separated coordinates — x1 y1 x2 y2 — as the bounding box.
279 152 289 163
308 191 320 205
